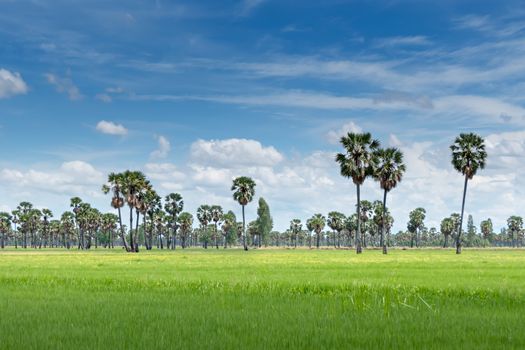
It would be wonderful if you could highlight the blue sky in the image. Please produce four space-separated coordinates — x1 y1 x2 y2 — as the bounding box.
1 0 525 232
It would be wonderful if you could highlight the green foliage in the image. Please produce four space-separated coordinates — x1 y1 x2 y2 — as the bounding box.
256 197 273 246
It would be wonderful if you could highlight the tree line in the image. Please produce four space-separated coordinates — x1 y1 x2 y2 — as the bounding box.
0 132 497 254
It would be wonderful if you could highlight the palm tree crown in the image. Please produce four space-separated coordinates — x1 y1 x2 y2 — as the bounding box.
450 133 487 179
373 147 406 192
336 132 380 185
231 176 256 205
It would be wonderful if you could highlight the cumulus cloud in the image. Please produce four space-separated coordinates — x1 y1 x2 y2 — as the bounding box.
326 121 363 144
96 120 128 136
151 135 171 158
0 68 28 98
0 161 103 196
44 73 83 100
190 138 284 167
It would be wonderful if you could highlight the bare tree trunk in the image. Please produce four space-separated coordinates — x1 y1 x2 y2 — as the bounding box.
356 184 362 254
382 189 388 255
242 205 248 251
456 175 469 255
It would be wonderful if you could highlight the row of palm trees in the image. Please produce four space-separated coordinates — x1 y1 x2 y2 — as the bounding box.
0 132 488 254
335 132 486 255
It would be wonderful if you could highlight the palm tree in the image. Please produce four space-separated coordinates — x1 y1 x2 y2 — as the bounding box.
336 132 380 254
451 133 487 254
507 216 523 248
211 205 224 249
221 211 237 249
408 208 426 248
372 147 406 254
327 212 345 248
102 172 130 252
164 193 184 250
197 205 212 249
41 209 53 248
60 212 75 249
178 212 193 248
0 212 11 249
440 217 455 248
231 176 256 251
309 214 326 249
480 219 493 243
290 219 302 248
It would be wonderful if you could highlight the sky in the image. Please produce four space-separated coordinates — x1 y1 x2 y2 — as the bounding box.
1 0 524 232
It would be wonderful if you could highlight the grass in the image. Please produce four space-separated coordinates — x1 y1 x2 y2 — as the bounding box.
1 248 524 349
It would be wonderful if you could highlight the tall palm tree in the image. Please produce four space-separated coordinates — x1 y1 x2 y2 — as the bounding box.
507 216 523 248
290 219 302 248
211 205 224 249
164 193 184 250
41 209 53 248
197 205 212 249
451 133 487 254
221 211 237 249
102 172 130 252
336 132 380 254
231 176 256 251
178 212 193 248
309 214 326 249
440 217 455 248
408 208 426 248
372 147 406 254
327 212 345 248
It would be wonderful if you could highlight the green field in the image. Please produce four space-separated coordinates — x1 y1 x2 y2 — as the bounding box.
1 249 524 349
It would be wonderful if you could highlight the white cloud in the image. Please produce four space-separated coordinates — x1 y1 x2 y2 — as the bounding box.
326 121 362 144
190 138 284 167
96 120 128 136
44 73 82 100
0 68 28 98
374 35 431 47
0 161 103 196
95 93 112 103
151 135 171 158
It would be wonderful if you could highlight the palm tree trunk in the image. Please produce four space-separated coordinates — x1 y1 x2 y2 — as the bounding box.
129 206 134 253
135 210 140 252
356 184 362 254
456 175 469 254
117 205 130 252
382 189 388 255
242 205 248 251
444 234 448 248
316 231 320 249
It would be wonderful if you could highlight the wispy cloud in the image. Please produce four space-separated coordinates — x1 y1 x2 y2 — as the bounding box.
44 73 83 100
236 0 266 16
151 135 171 158
374 35 431 48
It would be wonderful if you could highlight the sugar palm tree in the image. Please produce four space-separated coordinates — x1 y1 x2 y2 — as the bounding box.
336 132 380 254
451 133 487 254
408 208 426 248
372 147 406 254
327 212 345 248
211 205 224 249
164 193 184 250
440 217 455 248
197 205 212 249
309 214 326 249
231 176 256 251
178 212 193 248
290 219 302 248
507 216 523 248
102 172 130 252
480 219 493 243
